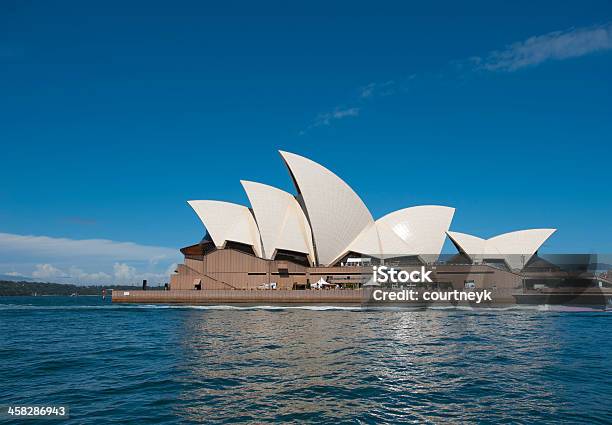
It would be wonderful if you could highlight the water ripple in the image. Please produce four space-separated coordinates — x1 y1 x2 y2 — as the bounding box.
0 296 611 424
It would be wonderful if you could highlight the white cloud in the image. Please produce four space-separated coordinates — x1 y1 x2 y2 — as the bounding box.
32 263 65 279
0 232 181 285
68 266 112 283
26 262 170 285
166 262 178 275
475 22 612 72
0 232 177 262
113 262 136 282
148 254 168 266
13 261 172 285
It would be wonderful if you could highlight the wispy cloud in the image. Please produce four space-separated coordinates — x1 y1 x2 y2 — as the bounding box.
314 107 360 126
473 22 612 72
301 22 612 133
300 106 361 135
0 232 181 285
302 79 404 133
0 232 177 261
359 80 397 98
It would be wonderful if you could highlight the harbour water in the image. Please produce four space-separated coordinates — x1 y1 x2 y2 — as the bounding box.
1 296 610 423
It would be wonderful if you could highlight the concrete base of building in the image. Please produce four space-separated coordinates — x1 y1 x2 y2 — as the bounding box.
112 289 366 305
111 288 611 309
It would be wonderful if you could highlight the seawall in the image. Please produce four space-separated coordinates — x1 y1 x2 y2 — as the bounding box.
112 289 365 304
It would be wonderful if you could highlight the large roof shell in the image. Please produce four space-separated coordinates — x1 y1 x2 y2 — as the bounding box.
377 206 455 262
279 150 374 266
241 180 316 264
447 229 556 269
188 200 263 257
345 206 454 262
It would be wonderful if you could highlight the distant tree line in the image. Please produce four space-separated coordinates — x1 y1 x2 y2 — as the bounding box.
0 280 164 296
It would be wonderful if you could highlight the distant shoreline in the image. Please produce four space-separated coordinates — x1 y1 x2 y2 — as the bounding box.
1 294 103 297
0 280 164 297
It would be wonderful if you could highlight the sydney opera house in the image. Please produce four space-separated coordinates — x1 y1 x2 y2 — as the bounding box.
161 150 593 304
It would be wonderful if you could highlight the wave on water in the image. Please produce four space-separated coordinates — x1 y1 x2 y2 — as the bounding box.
0 303 363 312
1 302 607 313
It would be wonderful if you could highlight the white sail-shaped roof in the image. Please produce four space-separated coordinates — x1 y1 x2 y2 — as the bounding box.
345 206 455 262
241 180 315 264
446 231 486 257
279 150 374 266
344 222 384 259
447 228 556 269
188 200 263 257
377 206 455 261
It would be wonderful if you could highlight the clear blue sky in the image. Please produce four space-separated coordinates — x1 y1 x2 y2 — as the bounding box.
1 1 611 282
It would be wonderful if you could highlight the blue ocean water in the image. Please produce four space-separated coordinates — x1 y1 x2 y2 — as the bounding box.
0 297 610 424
